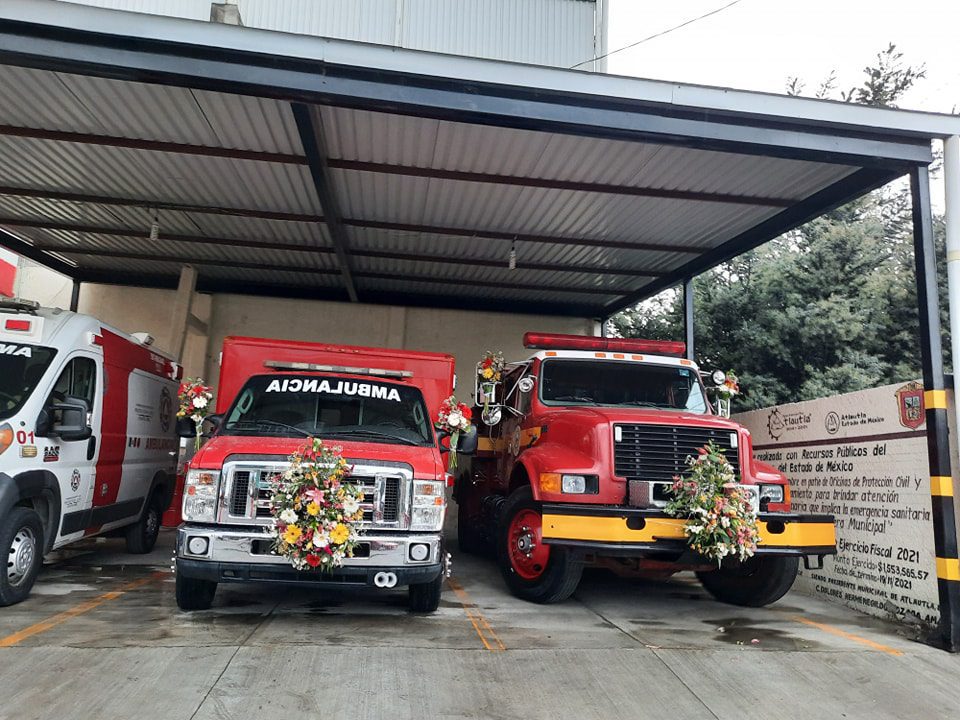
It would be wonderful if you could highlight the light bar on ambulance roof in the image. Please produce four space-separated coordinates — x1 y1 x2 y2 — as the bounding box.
523 332 686 358
264 361 413 378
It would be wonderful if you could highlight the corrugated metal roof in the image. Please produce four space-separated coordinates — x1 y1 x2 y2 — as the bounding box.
0 2 935 318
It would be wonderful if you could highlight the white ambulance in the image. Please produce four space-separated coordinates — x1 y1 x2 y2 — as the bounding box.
0 299 181 605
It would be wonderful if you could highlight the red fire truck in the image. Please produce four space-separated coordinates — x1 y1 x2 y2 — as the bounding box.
457 333 836 606
174 336 474 612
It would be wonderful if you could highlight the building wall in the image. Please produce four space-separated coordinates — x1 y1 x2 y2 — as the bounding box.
55 0 605 69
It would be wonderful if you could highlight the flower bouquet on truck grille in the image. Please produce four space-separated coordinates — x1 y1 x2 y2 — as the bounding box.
268 438 365 571
665 442 759 565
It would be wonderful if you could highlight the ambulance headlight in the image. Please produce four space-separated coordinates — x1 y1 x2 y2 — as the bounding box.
411 480 445 531
182 470 220 522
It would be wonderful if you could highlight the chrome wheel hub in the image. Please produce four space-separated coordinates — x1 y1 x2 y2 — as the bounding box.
516 526 535 555
7 526 37 587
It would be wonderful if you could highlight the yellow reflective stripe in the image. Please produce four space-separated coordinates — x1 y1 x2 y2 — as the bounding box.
931 476 954 497
541 513 836 548
924 389 947 409
477 426 543 454
477 437 504 452
520 426 543 447
937 557 960 581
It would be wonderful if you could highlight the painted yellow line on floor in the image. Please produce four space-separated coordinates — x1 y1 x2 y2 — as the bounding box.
791 615 903 656
0 572 164 648
447 578 506 652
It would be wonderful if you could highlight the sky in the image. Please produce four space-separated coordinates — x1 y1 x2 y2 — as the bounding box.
603 0 960 208
605 1 960 113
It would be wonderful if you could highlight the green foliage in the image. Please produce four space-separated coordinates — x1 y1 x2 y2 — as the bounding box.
609 46 948 411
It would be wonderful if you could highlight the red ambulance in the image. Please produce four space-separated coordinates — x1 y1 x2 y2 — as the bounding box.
174 337 472 613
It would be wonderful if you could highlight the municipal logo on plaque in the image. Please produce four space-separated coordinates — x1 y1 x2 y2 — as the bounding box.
895 381 925 430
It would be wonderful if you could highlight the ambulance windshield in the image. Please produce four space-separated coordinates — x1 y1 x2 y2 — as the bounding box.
223 374 433 446
540 360 709 413
0 343 58 420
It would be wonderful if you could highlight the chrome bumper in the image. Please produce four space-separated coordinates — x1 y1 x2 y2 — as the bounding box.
177 525 444 568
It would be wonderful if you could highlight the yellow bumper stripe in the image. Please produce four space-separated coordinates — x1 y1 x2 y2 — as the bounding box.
936 557 960 581
931 476 954 497
542 513 836 549
925 389 947 409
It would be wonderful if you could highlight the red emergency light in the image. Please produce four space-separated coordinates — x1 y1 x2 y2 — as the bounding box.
523 332 686 357
4 318 31 332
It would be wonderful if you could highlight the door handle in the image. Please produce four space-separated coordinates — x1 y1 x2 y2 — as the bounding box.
86 436 97 461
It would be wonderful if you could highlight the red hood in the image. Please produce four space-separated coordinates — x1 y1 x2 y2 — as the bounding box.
190 434 443 478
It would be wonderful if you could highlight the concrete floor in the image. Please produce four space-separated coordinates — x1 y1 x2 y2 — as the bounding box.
1 530 958 720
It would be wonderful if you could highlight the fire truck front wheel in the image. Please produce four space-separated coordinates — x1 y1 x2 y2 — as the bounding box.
497 486 583 603
0 507 44 606
696 556 799 607
176 573 218 611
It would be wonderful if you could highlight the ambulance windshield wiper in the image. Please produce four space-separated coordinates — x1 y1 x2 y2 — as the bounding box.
228 419 312 437
321 429 421 446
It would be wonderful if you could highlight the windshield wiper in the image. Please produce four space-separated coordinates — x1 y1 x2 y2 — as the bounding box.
322 429 421 446
617 401 667 408
552 394 596 403
227 420 312 437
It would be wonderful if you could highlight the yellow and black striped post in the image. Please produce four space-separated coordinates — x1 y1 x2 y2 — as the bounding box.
912 166 960 652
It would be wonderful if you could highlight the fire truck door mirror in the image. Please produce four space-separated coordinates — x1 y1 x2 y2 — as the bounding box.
710 369 726 386
517 376 535 393
51 396 92 441
481 405 502 426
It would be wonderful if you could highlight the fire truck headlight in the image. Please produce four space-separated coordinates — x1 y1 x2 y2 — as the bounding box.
759 484 785 505
561 475 587 494
183 469 220 522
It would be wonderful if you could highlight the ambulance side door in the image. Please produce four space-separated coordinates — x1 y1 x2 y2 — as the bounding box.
44 352 101 547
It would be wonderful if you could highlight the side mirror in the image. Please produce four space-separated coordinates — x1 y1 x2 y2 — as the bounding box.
202 414 223 435
517 376 535 393
176 417 196 438
711 370 727 386
51 397 92 442
457 425 478 455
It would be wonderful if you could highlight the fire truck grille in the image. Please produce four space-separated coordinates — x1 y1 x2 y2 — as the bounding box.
614 424 740 483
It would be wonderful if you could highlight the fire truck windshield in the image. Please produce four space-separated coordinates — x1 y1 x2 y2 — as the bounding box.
0 343 58 420
222 374 434 445
540 360 709 413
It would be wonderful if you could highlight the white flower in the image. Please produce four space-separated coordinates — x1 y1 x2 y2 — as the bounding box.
192 396 208 409
459 416 470 430
342 496 360 515
312 530 329 548
447 410 463 428
279 509 298 524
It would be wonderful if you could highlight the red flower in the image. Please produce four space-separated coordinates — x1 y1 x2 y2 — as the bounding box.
482 358 493 368
461 406 473 420
305 554 321 567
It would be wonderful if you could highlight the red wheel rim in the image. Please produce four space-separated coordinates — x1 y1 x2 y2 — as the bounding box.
507 508 550 580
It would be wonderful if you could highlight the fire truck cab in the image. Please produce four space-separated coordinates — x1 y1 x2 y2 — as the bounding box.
457 333 836 607
0 299 180 605
175 336 474 613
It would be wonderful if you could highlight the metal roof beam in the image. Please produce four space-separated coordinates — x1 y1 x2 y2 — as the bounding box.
2 217 666 277
0 124 307 165
0 190 706 254
0 227 78 277
327 160 796 208
602 166 902 315
72 269 603 318
48 245 635 296
0 185 323 223
291 102 358 302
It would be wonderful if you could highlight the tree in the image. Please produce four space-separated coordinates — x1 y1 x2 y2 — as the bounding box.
609 46 947 411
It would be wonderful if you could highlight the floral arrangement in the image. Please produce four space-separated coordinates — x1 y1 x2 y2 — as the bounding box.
665 442 760 565
715 371 740 400
177 378 214 450
269 438 365 571
477 350 506 383
436 395 472 469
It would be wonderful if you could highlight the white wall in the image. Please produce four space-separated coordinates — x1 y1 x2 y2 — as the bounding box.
55 0 605 69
